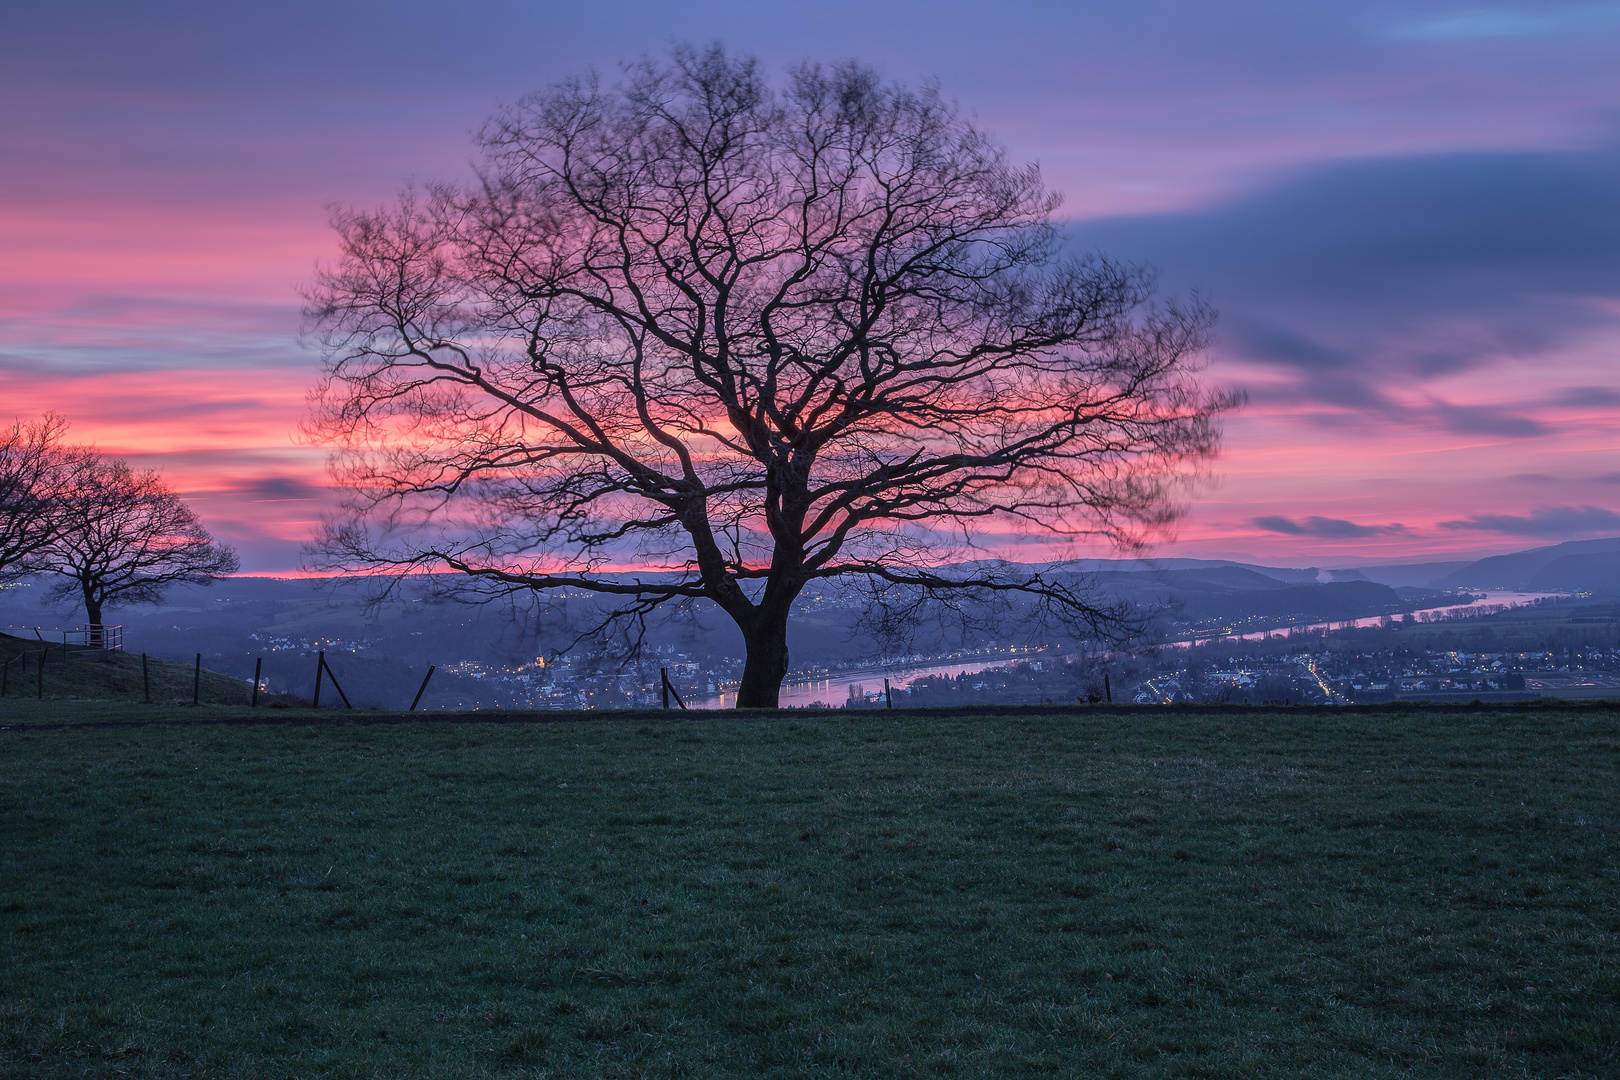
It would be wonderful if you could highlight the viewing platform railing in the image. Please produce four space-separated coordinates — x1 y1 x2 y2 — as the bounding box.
2 624 125 653
66 625 123 652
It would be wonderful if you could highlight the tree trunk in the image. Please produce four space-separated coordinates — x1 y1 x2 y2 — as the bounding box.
734 610 790 708
81 586 103 628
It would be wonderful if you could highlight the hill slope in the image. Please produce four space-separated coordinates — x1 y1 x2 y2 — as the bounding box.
0 633 282 705
1439 537 1620 591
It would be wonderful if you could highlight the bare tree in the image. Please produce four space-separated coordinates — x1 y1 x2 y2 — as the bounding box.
307 46 1235 707
44 459 239 628
0 413 91 583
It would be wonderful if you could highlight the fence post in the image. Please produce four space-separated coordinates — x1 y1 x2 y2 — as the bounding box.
37 647 45 699
1104 673 1112 703
661 668 686 710
252 657 262 707
409 665 436 711
193 654 201 706
661 667 670 709
321 654 353 709
312 651 324 708
142 653 150 703
884 678 892 709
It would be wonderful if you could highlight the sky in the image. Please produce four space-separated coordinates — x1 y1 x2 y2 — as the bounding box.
4 0 1619 571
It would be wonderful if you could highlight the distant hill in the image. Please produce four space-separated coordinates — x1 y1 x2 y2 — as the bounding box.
1525 553 1620 592
1084 566 1426 631
1062 558 1371 585
1351 562 1470 588
1166 579 1409 626
1437 537 1620 591
1143 567 1292 591
1065 557 1480 588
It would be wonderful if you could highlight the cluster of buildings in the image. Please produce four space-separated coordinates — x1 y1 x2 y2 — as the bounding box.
1137 647 1620 704
247 632 380 654
429 650 735 710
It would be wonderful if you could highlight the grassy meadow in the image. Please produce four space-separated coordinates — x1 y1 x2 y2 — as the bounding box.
0 701 1615 1078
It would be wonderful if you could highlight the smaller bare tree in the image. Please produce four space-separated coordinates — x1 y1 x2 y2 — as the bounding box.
0 413 92 583
44 459 239 629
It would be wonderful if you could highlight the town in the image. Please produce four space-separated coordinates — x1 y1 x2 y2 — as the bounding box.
321 603 1620 710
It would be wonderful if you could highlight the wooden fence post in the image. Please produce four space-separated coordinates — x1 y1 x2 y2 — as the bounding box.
252 657 262 707
312 651 324 708
661 668 686 710
320 654 353 709
409 665 436 712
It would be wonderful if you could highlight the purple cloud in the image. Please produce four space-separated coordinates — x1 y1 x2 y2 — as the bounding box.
1075 148 1620 428
1254 515 1407 538
1441 505 1620 535
222 476 326 502
1428 402 1550 438
1554 385 1620 406
1388 7 1620 43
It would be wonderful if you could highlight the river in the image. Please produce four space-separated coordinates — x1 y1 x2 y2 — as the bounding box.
694 651 1049 709
1167 590 1560 647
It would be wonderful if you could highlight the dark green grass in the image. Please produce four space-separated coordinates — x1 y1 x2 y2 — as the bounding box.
1 707 1616 1078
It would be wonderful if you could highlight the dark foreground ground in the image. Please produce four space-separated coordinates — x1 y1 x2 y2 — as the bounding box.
0 703 1615 1078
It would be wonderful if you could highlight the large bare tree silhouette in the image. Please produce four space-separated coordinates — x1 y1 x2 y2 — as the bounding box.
307 46 1233 706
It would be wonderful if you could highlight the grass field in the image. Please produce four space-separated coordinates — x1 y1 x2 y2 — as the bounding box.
1 702 1616 1078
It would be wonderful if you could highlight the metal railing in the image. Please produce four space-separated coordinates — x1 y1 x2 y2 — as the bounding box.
4 625 123 652
64 625 124 652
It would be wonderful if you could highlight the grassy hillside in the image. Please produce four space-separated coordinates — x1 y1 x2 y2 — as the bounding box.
1 706 1615 1078
0 632 285 707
